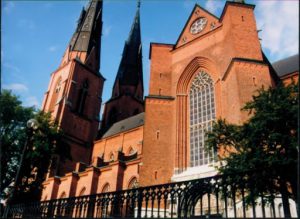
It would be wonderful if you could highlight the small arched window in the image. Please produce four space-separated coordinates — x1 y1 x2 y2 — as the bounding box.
189 71 216 167
76 79 89 115
49 77 62 110
128 147 135 155
55 79 62 93
102 183 110 193
128 177 138 189
109 152 114 161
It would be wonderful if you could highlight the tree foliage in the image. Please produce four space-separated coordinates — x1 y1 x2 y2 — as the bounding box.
0 90 70 203
206 82 298 204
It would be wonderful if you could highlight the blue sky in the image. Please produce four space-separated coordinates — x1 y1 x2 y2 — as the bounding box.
2 0 299 110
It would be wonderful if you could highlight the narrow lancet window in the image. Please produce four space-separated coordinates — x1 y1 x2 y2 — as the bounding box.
77 79 89 115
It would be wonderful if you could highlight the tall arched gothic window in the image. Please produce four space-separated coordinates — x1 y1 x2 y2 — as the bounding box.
189 71 216 167
76 79 89 115
49 77 62 111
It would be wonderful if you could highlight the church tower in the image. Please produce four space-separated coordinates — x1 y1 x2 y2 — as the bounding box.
41 0 105 175
99 2 144 136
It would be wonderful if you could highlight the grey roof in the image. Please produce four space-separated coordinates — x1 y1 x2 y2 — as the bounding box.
272 54 299 77
102 113 144 138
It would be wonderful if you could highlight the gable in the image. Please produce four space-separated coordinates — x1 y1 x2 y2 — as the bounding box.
175 4 220 49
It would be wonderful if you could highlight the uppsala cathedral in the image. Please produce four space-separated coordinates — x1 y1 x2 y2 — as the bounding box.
41 0 299 200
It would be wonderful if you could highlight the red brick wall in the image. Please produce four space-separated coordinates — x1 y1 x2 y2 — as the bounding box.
140 97 175 186
42 57 104 176
140 2 275 186
42 2 282 199
42 125 143 199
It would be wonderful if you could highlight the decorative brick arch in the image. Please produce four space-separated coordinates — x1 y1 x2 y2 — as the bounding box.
176 57 218 94
128 176 138 189
101 183 110 193
127 146 135 155
175 56 218 173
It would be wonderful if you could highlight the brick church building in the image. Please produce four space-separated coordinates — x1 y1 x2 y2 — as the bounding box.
41 0 298 201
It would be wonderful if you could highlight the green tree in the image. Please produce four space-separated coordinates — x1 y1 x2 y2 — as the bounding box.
0 90 70 203
206 82 298 216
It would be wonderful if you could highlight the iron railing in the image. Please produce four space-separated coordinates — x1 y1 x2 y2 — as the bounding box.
4 173 298 218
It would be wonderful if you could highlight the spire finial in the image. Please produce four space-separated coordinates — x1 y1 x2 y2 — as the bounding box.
137 0 141 9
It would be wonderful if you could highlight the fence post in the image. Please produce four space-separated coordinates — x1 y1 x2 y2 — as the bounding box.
280 180 291 218
137 188 143 218
3 204 10 218
47 200 55 218
87 195 96 218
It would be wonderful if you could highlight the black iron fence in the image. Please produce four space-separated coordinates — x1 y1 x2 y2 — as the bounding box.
4 173 298 218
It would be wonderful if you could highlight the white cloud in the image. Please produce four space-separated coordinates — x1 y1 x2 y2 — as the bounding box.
24 96 40 108
3 63 21 73
3 2 15 14
255 0 299 61
3 83 28 92
18 19 35 30
205 0 224 14
48 46 58 52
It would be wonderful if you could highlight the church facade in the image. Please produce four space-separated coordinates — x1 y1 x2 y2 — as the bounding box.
41 0 298 201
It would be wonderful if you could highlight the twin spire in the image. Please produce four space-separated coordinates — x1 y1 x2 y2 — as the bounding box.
67 0 143 101
68 0 103 72
99 0 145 136
112 0 144 99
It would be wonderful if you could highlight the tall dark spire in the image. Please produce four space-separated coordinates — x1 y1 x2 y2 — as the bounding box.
68 0 103 72
112 1 144 100
99 2 144 137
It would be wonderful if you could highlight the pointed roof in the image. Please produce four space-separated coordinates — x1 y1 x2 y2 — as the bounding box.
113 1 143 90
68 0 103 70
175 4 220 49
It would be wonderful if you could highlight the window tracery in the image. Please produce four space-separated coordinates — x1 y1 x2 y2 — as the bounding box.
189 71 216 167
128 177 138 189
